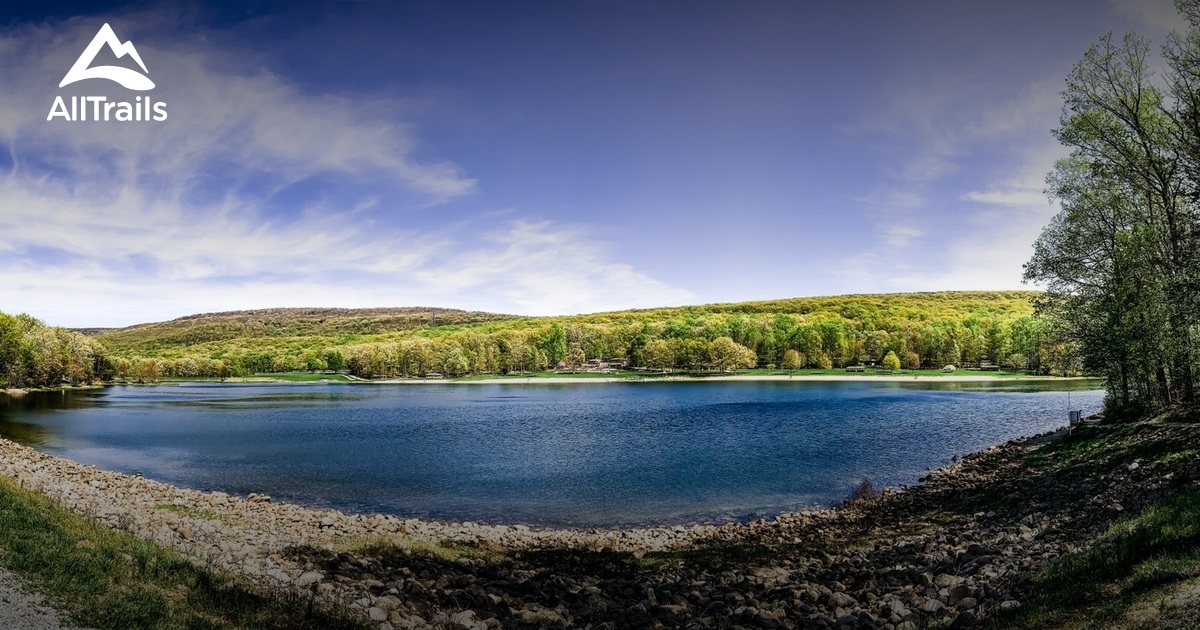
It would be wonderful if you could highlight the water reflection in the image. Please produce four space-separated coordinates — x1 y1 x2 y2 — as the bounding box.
0 417 49 445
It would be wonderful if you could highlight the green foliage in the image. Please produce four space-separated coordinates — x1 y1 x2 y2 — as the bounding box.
781 349 802 370
1027 9 1200 417
92 292 1061 378
0 311 108 388
881 350 901 371
989 487 1200 629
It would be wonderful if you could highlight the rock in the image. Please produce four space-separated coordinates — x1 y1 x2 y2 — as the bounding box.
368 607 388 621
375 595 403 612
1000 599 1021 610
829 592 858 608
450 610 484 630
935 573 965 588
295 571 324 588
754 609 784 628
950 610 977 628
921 599 946 613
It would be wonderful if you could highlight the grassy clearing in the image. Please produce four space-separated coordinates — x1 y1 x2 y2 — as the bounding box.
988 478 1200 628
0 476 368 630
446 367 1048 381
158 373 353 384
252 372 352 383
1026 422 1196 471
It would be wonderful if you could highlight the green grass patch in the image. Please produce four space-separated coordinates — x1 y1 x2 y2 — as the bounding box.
336 534 501 563
252 372 352 383
0 476 368 630
1026 423 1195 470
154 503 222 521
987 486 1200 629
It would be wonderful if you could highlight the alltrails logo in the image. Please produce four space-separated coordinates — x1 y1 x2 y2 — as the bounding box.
47 23 167 122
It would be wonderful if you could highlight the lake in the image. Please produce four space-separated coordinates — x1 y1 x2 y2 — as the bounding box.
0 380 1104 527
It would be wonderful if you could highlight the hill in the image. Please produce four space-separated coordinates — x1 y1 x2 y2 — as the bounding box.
94 307 515 355
93 291 1066 379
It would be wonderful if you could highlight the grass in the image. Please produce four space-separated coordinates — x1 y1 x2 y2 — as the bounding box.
158 373 353 383
1026 422 1196 471
987 486 1200 628
252 372 353 383
0 476 369 630
335 534 501 563
448 367 1049 381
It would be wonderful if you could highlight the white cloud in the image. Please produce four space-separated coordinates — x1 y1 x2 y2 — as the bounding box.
0 17 690 327
0 18 476 202
1110 0 1188 32
881 225 923 247
961 189 1045 207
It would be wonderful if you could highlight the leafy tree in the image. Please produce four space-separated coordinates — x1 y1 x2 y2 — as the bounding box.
642 339 674 371
709 337 755 371
1027 13 1200 416
882 350 901 371
781 349 802 371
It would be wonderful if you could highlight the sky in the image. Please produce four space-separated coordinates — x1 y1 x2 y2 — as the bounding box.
0 0 1190 327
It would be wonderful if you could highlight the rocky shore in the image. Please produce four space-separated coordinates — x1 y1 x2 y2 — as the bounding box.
1 418 1198 629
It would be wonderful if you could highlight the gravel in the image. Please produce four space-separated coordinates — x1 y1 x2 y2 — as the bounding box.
0 567 89 630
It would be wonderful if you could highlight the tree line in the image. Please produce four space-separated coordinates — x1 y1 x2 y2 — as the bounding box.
1026 0 1200 418
2 292 1077 386
0 312 109 388
104 304 1075 380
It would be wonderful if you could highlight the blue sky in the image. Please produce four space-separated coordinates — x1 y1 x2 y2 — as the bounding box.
0 0 1187 326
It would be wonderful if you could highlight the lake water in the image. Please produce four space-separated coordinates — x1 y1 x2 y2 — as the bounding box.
0 380 1104 527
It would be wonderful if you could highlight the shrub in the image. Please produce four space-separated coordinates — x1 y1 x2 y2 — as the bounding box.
782 349 802 370
881 350 901 371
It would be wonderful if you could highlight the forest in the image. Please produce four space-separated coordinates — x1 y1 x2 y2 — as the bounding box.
67 291 1078 382
1025 1 1200 418
0 312 109 389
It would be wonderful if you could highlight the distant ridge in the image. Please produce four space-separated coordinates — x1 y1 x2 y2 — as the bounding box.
94 291 1041 358
95 306 515 354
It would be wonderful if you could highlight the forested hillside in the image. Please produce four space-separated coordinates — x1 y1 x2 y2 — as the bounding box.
90 291 1073 380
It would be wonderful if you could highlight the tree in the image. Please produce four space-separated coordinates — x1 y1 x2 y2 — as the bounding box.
881 350 901 371
642 339 674 371
324 349 346 372
709 337 756 371
565 343 586 369
781 349 802 371
540 324 568 365
1027 16 1200 416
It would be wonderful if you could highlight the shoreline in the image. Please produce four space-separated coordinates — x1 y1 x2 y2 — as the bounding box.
377 374 1102 385
3 419 1197 628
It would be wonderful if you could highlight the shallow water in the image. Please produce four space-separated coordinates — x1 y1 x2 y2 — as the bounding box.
0 380 1104 527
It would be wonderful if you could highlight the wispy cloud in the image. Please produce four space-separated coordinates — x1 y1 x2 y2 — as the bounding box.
881 225 923 247
0 16 690 326
1109 0 1187 32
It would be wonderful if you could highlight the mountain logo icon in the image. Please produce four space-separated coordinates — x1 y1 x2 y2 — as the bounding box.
59 23 154 91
